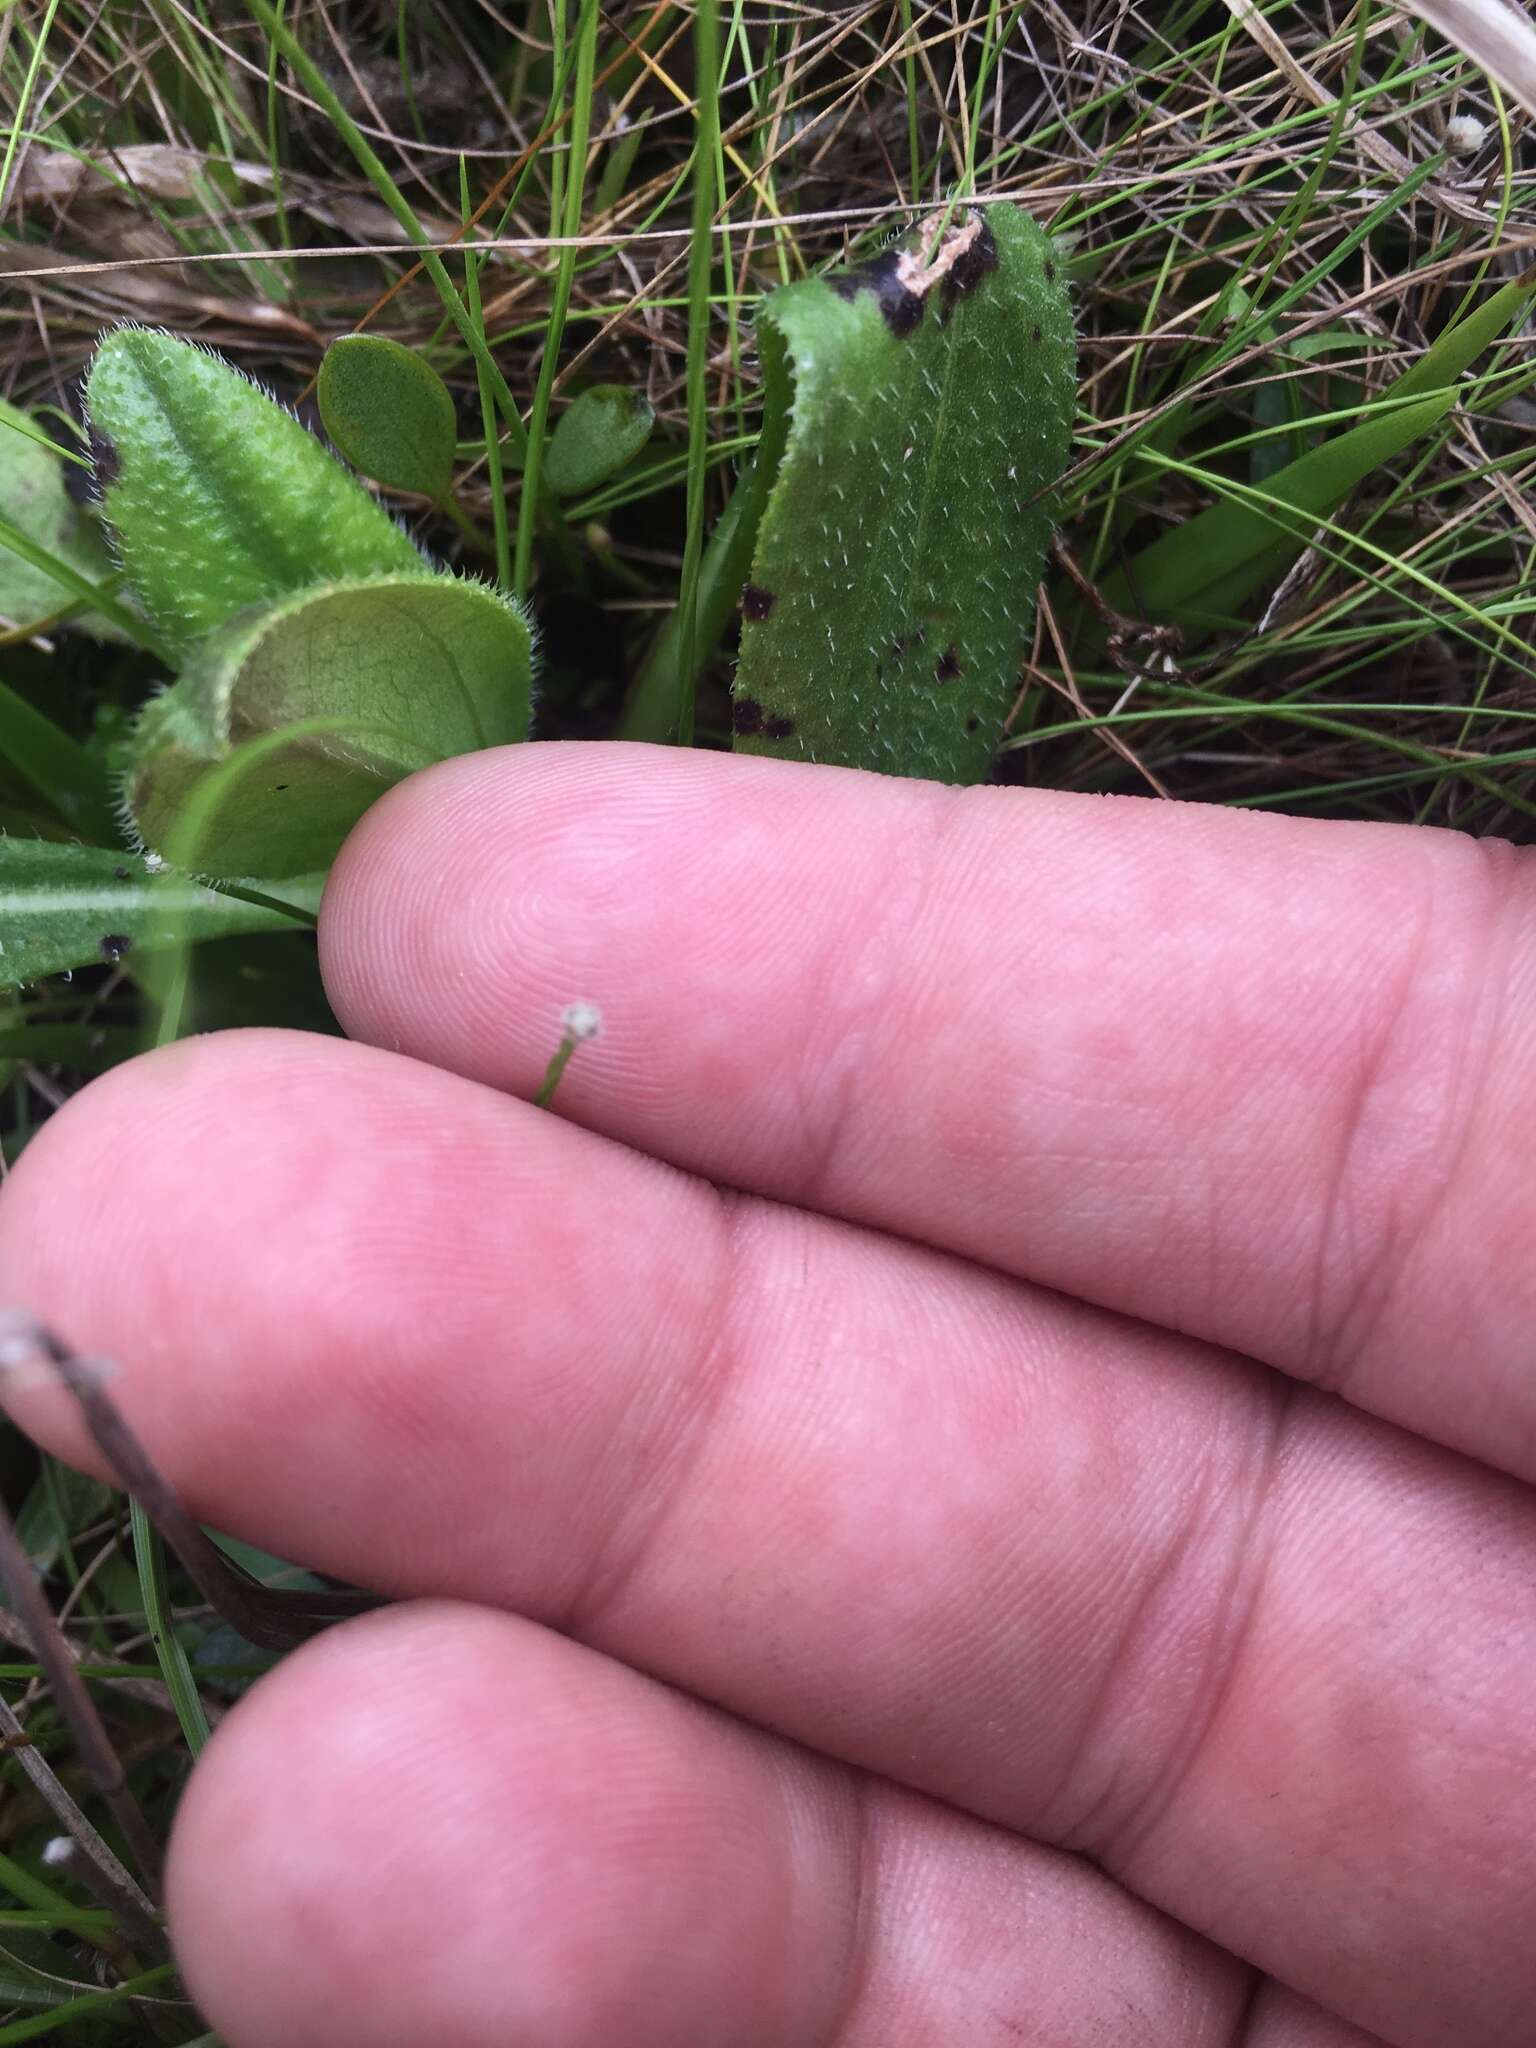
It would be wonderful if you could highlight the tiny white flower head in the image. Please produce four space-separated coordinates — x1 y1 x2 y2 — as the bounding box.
41 1837 73 1868
1445 113 1488 156
560 999 603 1043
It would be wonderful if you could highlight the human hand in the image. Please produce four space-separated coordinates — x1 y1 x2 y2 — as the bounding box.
1 743 1531 2048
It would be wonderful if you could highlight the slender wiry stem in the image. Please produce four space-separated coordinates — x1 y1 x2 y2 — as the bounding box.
0 1689 162 1958
0 1315 381 1655
0 1479 163 1896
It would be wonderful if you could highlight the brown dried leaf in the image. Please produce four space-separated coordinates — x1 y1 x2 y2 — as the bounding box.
13 143 228 206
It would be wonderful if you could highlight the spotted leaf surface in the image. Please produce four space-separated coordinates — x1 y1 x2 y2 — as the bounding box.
0 838 321 993
86 327 425 658
733 203 1074 782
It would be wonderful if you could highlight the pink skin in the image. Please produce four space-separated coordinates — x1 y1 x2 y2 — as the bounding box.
0 743 1531 2048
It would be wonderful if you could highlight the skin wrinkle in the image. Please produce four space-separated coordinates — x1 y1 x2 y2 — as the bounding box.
1227 1973 1265 2045
1298 873 1437 1399
820 1770 877 2048
1042 1463 1221 1857
1304 835 1529 1409
789 778 960 1219
1026 1328 1211 1848
1369 837 1534 1456
1190 1953 1255 2048
1057 1375 1299 1876
737 1736 829 2045
1234 1981 1393 2048
555 1178 746 1646
826 1776 1213 2048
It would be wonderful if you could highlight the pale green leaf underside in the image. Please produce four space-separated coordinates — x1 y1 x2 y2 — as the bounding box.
0 400 124 638
86 327 424 657
317 333 458 500
127 573 534 877
0 838 321 992
734 202 1075 783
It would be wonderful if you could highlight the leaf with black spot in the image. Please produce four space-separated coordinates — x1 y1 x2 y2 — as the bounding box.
732 203 1074 782
85 327 424 658
0 840 321 994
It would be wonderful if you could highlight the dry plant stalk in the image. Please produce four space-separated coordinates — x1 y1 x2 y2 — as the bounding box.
1401 1 1536 121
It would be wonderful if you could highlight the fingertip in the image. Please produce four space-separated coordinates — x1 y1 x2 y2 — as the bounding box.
167 1602 833 2048
317 740 954 1149
0 1036 218 1468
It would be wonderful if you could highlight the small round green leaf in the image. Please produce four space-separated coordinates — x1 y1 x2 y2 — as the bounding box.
544 384 655 498
86 327 425 658
126 573 535 878
318 334 459 500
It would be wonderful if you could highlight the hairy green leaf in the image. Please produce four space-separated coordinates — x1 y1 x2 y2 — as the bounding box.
545 384 656 497
732 202 1075 782
126 573 534 877
0 838 320 992
85 327 424 657
317 333 458 499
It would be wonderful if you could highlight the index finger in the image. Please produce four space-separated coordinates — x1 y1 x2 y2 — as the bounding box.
321 742 1536 1482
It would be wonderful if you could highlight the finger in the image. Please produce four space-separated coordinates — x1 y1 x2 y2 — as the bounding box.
169 1600 1242 2048
2 1033 1530 2048
320 742 1536 1482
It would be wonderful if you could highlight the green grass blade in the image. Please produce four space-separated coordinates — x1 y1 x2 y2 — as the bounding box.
1101 262 1536 630
673 0 723 746
242 0 533 475
0 511 155 655
460 157 511 593
617 430 790 744
0 1963 177 2043
129 1502 210 1755
0 0 60 214
0 1849 113 1940
0 677 114 839
513 0 601 599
